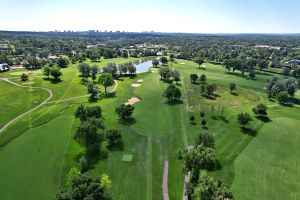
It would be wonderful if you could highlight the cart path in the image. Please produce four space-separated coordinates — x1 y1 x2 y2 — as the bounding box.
0 79 118 133
0 78 53 133
162 160 169 200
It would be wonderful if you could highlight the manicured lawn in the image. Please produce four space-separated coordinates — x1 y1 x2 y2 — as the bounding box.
0 58 299 200
0 80 48 128
0 114 74 200
231 117 300 200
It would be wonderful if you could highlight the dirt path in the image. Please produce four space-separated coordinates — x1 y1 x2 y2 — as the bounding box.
0 78 53 133
162 160 169 200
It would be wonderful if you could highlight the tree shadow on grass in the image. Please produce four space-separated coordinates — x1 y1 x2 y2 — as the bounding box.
165 99 183 105
255 116 272 123
86 150 108 170
107 141 124 152
230 92 239 96
218 116 229 123
118 118 136 126
268 98 275 102
292 97 300 105
241 127 257 136
160 78 173 84
43 77 62 84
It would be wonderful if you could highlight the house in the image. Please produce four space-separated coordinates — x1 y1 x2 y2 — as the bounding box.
48 55 59 61
271 61 290 68
0 63 10 72
286 59 300 66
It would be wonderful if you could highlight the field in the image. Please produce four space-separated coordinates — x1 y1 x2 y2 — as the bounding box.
0 58 299 200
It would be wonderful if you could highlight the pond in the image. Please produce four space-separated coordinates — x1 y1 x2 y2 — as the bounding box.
135 60 154 73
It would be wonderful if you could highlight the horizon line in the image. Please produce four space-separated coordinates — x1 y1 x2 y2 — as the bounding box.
1 30 300 35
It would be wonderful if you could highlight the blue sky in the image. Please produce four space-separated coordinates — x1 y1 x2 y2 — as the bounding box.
0 0 299 33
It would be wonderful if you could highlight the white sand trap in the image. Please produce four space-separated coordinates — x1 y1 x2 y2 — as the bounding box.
131 83 141 88
180 63 185 64
137 79 143 83
125 97 140 105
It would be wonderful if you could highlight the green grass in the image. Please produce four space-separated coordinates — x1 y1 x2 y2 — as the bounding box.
231 117 300 200
0 58 299 200
0 114 74 200
122 154 133 162
0 80 48 128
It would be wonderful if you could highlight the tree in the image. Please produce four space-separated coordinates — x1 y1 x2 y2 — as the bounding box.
50 66 62 80
196 133 214 148
163 85 182 101
75 105 102 122
277 91 289 104
160 57 168 65
195 57 204 68
106 129 122 146
199 74 206 84
257 59 268 72
20 73 28 81
237 112 252 128
78 156 88 173
98 73 114 94
190 74 198 83
26 56 41 69
169 54 175 66
183 145 217 172
206 83 217 96
200 85 206 96
200 111 205 118
152 59 159 68
103 63 118 77
57 57 69 68
287 85 296 97
190 115 195 124
127 62 136 75
159 66 172 80
252 104 268 118
65 167 80 188
191 172 233 200
201 119 207 128
172 70 181 83
87 82 99 101
74 117 104 152
118 63 128 76
249 70 256 79
91 65 99 82
229 82 236 93
115 104 135 120
57 173 112 200
176 148 184 160
100 173 112 192
43 66 51 78
78 63 91 79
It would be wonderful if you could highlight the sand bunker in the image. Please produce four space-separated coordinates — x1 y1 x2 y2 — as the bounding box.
125 97 140 105
137 79 143 83
180 63 185 64
131 83 141 88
